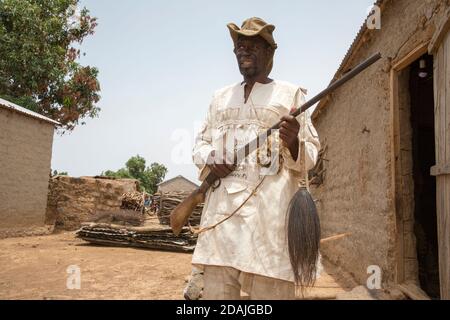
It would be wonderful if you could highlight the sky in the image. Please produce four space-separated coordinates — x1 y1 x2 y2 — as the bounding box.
51 0 375 184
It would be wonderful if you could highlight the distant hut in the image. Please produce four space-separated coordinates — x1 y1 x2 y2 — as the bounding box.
154 176 201 226
157 175 199 194
311 0 450 299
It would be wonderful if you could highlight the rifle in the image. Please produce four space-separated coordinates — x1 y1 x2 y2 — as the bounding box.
170 52 382 236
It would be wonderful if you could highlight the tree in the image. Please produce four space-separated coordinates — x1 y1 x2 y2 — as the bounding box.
50 169 68 177
102 155 168 194
0 0 100 132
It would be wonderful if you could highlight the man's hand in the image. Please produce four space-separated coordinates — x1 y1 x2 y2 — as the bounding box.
280 115 300 161
207 150 236 179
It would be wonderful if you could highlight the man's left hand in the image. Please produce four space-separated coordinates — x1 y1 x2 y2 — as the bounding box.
279 115 300 161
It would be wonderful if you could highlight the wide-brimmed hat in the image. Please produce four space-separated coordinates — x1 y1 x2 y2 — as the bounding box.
227 17 278 49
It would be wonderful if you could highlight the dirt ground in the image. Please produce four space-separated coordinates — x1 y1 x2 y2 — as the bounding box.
0 230 374 300
0 231 192 300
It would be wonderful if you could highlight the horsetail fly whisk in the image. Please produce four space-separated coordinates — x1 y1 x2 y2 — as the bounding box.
170 52 382 289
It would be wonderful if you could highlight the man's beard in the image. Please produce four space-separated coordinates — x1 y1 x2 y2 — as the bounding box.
239 65 258 78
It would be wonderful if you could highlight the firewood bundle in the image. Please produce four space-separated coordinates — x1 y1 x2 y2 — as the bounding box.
153 192 203 226
309 143 328 186
121 191 145 211
76 223 197 253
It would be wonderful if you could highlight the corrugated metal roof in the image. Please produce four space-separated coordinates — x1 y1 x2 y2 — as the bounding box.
313 0 389 119
0 97 60 125
329 0 387 82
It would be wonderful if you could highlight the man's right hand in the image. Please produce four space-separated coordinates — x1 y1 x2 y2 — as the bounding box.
207 150 236 179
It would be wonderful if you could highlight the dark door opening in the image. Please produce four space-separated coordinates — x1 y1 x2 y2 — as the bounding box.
409 54 440 299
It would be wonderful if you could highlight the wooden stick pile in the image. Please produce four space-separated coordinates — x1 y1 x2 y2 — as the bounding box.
309 144 328 186
121 191 145 211
76 223 197 253
153 192 203 226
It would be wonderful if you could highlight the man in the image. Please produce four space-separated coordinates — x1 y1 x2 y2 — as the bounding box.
191 17 321 300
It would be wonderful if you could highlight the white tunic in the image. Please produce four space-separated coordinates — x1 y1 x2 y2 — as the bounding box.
191 80 321 282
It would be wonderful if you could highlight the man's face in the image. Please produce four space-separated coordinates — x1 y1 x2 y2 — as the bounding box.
234 35 272 78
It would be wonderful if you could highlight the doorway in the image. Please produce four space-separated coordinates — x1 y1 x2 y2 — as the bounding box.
408 54 440 299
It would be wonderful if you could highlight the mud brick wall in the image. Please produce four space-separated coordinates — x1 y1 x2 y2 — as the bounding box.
311 0 448 287
0 107 55 238
46 176 139 230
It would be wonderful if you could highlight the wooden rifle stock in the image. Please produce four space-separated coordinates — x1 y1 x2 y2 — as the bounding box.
170 168 217 235
170 52 382 235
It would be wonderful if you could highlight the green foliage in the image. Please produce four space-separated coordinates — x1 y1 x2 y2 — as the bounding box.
102 155 168 194
52 169 68 176
0 0 100 132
